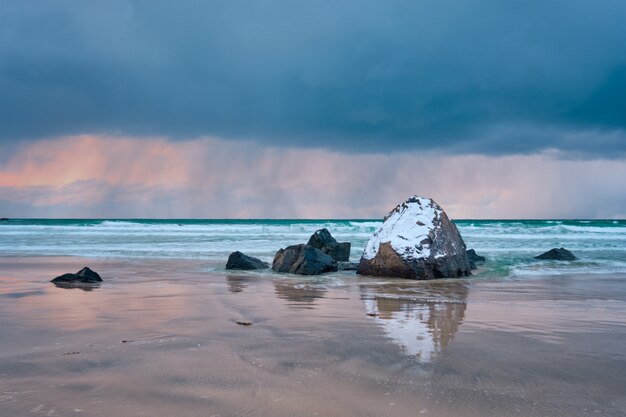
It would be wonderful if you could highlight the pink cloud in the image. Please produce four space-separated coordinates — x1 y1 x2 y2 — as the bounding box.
1 135 625 218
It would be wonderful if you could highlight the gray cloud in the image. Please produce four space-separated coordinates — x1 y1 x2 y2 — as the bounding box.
1 0 625 156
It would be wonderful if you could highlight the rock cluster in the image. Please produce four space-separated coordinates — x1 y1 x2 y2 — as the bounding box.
225 229 349 276
270 228 352 275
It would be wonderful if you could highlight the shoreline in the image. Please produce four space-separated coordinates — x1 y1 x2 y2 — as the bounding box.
3 254 625 283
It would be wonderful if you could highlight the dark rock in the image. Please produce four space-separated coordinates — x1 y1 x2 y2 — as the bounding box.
307 228 351 262
273 244 307 273
0 218 8 221
535 247 577 261
76 267 101 281
51 267 103 285
272 244 338 275
293 246 338 275
225 251 269 270
236 320 253 326
307 228 336 248
325 242 351 262
466 249 486 270
337 261 359 271
357 196 472 280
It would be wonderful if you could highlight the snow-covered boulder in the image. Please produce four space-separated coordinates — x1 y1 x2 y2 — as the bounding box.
357 196 471 279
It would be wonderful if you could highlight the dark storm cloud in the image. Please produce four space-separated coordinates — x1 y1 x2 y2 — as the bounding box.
1 0 625 155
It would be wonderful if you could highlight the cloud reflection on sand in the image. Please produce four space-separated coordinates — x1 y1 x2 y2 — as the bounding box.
226 274 261 293
361 282 468 362
2 264 198 332
273 281 328 309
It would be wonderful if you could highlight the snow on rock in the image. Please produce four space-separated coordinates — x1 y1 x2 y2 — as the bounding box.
362 196 439 261
358 196 472 280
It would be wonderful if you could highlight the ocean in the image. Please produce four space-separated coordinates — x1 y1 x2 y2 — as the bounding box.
2 219 625 278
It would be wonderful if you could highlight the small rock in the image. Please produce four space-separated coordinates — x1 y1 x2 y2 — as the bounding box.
326 242 351 263
338 261 359 271
0 217 9 221
225 251 269 270
272 244 306 273
535 248 577 261
307 228 351 262
63 352 80 355
236 320 253 326
51 267 103 285
466 249 486 270
307 228 336 248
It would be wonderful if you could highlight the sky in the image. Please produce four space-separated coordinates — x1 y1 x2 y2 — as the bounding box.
1 0 625 218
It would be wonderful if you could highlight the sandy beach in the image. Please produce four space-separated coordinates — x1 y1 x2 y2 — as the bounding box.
1 256 625 417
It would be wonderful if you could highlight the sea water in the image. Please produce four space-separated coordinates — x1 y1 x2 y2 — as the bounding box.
1 219 625 278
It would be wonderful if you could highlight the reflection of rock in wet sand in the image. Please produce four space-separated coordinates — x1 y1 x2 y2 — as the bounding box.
226 275 256 293
361 282 468 362
52 282 100 291
273 281 327 308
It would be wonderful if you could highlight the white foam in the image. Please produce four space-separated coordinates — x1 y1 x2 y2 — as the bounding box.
509 259 626 277
2 218 626 277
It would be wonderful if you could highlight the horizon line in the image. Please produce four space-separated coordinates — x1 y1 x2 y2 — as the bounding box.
2 217 625 222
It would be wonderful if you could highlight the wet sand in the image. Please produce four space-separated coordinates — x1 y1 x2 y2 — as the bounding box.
1 256 625 417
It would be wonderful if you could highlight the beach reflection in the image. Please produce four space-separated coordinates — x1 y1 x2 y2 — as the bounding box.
7 281 194 331
52 282 100 291
361 281 468 362
273 281 327 309
226 274 257 293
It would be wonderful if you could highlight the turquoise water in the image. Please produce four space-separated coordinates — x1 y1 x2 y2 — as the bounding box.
1 219 625 277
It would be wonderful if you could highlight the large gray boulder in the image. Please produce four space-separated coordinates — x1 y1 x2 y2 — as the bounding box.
357 196 472 279
225 251 269 270
51 267 103 285
273 244 338 275
307 228 351 262
535 247 577 261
